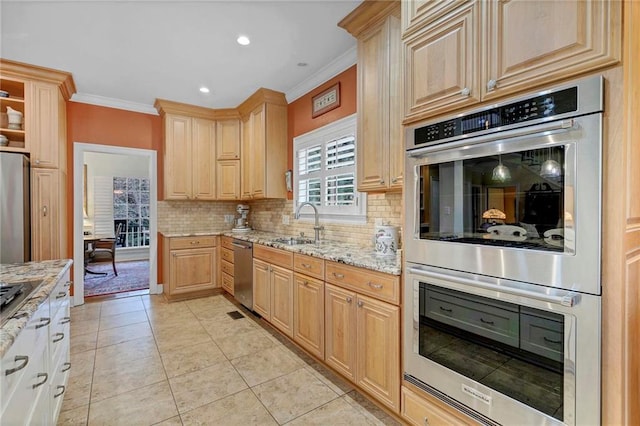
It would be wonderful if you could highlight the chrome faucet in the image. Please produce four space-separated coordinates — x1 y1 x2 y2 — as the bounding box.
294 202 324 243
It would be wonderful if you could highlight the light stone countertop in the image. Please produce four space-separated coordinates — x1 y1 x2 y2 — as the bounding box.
161 229 402 276
0 259 73 358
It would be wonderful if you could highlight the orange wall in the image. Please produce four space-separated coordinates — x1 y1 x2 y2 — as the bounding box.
65 102 163 281
286 65 357 198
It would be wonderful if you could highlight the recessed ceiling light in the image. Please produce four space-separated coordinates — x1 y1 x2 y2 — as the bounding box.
297 62 308 67
237 35 250 46
199 86 210 94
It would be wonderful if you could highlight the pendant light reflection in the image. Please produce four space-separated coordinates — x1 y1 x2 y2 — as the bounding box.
540 148 561 178
492 155 511 182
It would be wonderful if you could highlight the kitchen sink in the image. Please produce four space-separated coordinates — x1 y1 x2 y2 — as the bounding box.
272 236 314 245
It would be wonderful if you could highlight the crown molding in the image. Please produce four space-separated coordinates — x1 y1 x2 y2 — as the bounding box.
285 45 357 103
71 93 159 115
1 58 76 100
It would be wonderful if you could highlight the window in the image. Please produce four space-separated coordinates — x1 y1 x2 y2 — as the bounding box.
294 114 365 222
113 177 150 248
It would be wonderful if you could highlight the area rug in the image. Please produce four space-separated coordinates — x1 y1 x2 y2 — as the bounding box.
84 260 149 297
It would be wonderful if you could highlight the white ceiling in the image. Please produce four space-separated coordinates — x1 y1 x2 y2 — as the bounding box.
0 0 361 114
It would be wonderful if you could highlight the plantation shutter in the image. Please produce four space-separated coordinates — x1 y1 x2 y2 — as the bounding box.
93 176 114 236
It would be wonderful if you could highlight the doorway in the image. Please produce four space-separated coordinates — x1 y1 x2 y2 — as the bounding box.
73 143 159 306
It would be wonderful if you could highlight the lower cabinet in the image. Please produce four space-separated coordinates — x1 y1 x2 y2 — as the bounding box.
325 283 400 410
402 385 476 426
293 273 325 359
162 235 218 301
253 257 294 337
1 268 71 425
220 236 235 295
31 168 65 261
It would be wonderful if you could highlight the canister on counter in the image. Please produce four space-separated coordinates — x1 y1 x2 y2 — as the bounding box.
374 224 399 256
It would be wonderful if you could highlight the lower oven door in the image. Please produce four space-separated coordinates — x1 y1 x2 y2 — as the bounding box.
403 263 601 426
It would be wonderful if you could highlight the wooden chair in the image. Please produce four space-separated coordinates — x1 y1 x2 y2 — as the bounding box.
90 223 123 276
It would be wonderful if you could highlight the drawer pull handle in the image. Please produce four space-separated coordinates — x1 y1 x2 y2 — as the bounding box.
35 317 51 329
61 317 71 324
301 263 311 269
64 281 72 288
54 385 66 398
57 291 67 299
32 373 48 388
543 336 562 344
480 318 495 325
62 362 71 372
190 241 200 245
439 306 452 313
5 355 29 375
333 273 345 279
346 297 353 303
357 301 364 308
53 332 65 343
368 282 383 290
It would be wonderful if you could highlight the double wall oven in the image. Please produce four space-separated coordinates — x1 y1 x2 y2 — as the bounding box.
403 76 603 425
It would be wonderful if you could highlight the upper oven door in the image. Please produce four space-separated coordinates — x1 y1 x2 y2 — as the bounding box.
404 114 602 295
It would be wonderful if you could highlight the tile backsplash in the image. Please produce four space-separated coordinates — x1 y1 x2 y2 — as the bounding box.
158 192 403 249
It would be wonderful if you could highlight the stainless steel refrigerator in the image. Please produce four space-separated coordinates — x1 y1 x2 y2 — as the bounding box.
0 152 30 263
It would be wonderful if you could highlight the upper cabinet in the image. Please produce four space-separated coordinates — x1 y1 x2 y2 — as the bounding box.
237 88 288 200
339 0 403 193
402 0 622 123
155 100 242 201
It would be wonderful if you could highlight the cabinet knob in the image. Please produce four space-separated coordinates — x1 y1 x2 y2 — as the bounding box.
461 87 471 96
391 177 397 184
303 281 309 286
380 179 385 184
43 206 48 216
357 301 363 308
487 79 497 91
35 159 40 164
172 253 177 257
424 416 430 426
346 296 352 303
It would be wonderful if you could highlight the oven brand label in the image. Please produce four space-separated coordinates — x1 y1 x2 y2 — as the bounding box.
461 384 492 406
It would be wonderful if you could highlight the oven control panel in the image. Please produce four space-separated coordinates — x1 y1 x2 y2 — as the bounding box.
414 87 578 147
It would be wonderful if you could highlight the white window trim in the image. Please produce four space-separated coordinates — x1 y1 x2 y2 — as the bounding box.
293 113 366 224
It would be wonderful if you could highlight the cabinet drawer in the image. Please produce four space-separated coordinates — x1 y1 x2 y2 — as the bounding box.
221 259 234 276
402 386 473 426
221 272 234 295
520 307 564 362
293 253 324 280
221 236 235 250
253 244 293 269
425 285 519 347
325 261 399 305
221 247 234 264
50 304 70 363
169 236 217 250
49 270 71 317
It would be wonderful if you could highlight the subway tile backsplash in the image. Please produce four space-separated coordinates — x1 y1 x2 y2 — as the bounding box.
158 192 403 249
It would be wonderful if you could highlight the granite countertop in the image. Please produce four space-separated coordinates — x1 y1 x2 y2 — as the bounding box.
161 230 402 276
0 259 73 358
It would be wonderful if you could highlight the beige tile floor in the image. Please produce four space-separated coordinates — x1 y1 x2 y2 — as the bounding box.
57 293 402 425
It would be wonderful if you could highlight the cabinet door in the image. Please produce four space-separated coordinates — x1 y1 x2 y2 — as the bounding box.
216 159 240 200
483 0 621 101
216 118 241 160
270 264 294 338
31 168 60 260
164 114 192 200
293 274 325 359
169 247 216 295
357 18 391 191
253 258 271 320
191 118 216 200
356 294 400 411
402 0 463 37
250 105 266 198
240 117 252 199
325 283 357 381
27 81 60 168
404 1 480 122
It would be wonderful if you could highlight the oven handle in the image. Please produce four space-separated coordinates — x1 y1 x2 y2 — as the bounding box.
407 118 575 158
407 266 580 307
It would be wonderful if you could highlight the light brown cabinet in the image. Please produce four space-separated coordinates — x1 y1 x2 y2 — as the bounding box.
238 88 288 200
403 0 621 123
162 235 218 301
253 245 294 336
401 385 476 426
216 118 241 200
293 272 325 359
220 236 235 295
1 60 74 261
340 1 403 192
325 283 357 382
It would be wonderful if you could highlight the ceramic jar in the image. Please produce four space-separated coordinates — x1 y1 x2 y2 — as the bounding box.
6 106 23 130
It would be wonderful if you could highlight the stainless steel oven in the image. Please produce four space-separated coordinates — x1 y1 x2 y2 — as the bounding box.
403 76 603 425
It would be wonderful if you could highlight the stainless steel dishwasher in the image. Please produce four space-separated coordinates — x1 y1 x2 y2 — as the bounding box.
232 239 253 310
